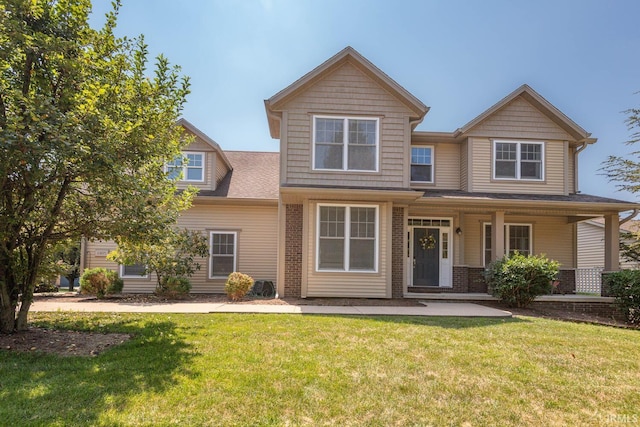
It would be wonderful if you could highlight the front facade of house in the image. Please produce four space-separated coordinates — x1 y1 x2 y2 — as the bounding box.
84 47 638 298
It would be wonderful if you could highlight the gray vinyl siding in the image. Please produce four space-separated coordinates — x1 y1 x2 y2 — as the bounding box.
281 62 415 188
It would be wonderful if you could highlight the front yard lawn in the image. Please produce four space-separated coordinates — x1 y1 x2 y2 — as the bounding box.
1 313 639 426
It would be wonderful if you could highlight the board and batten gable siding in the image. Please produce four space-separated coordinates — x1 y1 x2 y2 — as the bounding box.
280 61 416 188
304 201 390 298
461 214 575 268
83 204 278 293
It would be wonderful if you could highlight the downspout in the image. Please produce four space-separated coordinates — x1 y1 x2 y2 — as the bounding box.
573 141 588 194
620 209 638 226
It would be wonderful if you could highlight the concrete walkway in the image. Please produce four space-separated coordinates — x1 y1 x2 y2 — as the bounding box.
30 299 511 318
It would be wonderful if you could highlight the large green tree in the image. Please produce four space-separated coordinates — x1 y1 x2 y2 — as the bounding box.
0 0 194 332
602 103 640 193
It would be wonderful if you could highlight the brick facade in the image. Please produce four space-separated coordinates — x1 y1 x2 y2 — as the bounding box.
555 269 576 294
391 207 404 298
284 204 303 298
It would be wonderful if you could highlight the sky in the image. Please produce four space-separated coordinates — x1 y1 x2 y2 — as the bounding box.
89 0 640 201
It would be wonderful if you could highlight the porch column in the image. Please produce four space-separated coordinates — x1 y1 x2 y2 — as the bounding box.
491 211 505 262
604 213 620 271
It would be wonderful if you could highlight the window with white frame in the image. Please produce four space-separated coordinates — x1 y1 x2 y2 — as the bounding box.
166 151 205 182
493 141 543 180
411 146 433 182
313 116 378 171
120 263 148 279
484 223 532 265
317 205 377 272
209 231 236 278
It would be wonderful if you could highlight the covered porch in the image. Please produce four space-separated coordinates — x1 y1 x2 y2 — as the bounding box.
401 190 638 298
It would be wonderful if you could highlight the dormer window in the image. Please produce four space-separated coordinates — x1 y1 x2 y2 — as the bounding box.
313 116 378 172
493 140 544 181
166 151 205 182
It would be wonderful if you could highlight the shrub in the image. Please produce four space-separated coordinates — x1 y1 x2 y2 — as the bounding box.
79 268 124 299
604 270 640 324
225 272 254 301
155 276 191 299
485 253 559 308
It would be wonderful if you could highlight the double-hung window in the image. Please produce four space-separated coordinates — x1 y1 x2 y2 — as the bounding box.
493 141 543 180
411 146 433 183
167 151 205 182
484 223 532 265
209 231 236 278
317 205 377 272
120 263 148 279
314 116 378 171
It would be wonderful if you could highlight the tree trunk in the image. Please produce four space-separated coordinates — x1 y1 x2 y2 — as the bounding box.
16 299 31 331
0 301 16 333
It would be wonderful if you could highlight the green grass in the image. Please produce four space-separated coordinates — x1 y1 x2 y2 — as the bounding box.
1 313 639 426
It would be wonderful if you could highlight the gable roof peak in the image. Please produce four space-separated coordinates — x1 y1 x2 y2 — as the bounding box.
265 46 429 138
176 118 232 170
456 84 593 141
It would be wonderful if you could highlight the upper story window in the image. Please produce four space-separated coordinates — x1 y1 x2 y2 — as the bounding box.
411 146 433 183
493 141 544 181
313 116 378 172
166 151 205 182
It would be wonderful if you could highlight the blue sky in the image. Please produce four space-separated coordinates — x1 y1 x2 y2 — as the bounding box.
90 0 640 201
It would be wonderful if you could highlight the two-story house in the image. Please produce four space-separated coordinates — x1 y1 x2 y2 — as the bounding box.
83 47 638 298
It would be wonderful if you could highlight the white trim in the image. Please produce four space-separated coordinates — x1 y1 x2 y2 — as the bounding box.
166 151 206 183
119 264 149 279
483 222 533 266
209 231 237 279
492 140 545 181
312 115 379 172
315 203 379 273
410 145 434 183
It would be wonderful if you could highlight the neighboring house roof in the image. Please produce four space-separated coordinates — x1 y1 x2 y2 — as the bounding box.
198 151 279 200
586 218 640 233
455 84 594 142
177 118 233 171
264 46 430 138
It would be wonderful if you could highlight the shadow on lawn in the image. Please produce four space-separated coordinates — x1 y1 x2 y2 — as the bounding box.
304 314 530 329
0 315 197 426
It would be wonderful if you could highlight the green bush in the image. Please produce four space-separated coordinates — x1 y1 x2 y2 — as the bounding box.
604 270 640 324
485 253 559 308
225 272 254 301
155 276 191 299
79 268 123 298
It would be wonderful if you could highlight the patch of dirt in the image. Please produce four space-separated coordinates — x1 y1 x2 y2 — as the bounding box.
0 328 131 357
